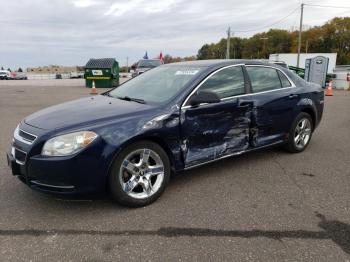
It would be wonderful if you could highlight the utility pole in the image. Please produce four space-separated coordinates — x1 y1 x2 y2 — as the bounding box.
226 27 231 59
260 37 269 58
126 56 129 72
297 3 304 68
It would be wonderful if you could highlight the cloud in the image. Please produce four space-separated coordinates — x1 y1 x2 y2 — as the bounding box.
72 0 101 8
0 0 349 69
104 0 181 16
104 0 142 16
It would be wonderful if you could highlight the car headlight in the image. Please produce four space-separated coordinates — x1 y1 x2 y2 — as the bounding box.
42 131 98 156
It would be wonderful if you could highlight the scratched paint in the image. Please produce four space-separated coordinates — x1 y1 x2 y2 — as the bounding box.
180 100 252 168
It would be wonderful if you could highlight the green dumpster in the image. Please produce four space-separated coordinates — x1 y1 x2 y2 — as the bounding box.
85 58 119 88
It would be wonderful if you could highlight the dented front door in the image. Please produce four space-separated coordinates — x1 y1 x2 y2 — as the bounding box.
180 98 251 168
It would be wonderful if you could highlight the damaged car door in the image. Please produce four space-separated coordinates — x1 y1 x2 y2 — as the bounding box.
180 65 251 168
245 65 298 147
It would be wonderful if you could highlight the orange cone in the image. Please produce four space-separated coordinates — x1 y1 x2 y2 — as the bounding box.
90 80 98 95
325 81 333 96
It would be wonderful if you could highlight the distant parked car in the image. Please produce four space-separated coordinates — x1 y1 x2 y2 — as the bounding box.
10 72 28 80
131 59 163 77
0 70 11 80
7 60 324 207
70 72 84 79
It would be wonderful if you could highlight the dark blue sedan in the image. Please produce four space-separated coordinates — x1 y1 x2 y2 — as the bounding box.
7 60 324 207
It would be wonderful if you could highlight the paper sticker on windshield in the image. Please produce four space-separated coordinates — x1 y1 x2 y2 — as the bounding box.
175 69 199 76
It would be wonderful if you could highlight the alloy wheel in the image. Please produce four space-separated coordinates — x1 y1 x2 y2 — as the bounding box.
119 149 165 199
294 118 312 149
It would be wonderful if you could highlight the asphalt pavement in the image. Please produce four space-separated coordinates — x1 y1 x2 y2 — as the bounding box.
0 79 349 261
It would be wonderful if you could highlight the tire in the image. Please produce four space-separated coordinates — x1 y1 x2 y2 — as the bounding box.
285 112 313 153
108 140 171 207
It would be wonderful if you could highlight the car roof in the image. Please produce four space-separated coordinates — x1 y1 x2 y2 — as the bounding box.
166 59 277 68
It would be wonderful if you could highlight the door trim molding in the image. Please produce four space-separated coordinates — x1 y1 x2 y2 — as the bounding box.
181 64 297 110
181 64 245 110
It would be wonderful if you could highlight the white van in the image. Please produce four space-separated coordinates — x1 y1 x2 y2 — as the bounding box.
0 70 11 80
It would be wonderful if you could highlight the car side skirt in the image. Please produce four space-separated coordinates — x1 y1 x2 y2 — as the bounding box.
183 140 285 171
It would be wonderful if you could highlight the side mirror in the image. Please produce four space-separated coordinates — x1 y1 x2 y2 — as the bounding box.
189 90 220 107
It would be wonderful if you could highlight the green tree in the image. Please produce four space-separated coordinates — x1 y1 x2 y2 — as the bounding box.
326 17 350 64
197 17 350 65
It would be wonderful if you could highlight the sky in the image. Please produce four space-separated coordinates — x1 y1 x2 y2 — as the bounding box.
0 0 349 69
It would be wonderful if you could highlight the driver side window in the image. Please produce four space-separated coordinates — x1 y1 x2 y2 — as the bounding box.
196 66 245 99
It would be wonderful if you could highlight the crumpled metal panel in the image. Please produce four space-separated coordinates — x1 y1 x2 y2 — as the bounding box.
180 101 252 168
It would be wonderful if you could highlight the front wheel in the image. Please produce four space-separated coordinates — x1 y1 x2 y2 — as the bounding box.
108 141 171 207
285 112 313 153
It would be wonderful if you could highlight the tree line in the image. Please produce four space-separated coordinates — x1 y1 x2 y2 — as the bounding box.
197 17 350 65
0 67 23 72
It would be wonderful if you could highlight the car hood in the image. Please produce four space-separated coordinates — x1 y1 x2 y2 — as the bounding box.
24 95 154 130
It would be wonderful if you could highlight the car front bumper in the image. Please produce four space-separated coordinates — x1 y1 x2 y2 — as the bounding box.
7 151 73 193
7 130 113 196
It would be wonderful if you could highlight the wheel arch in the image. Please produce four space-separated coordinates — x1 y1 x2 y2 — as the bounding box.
300 107 317 129
296 97 318 129
135 136 177 173
106 135 178 180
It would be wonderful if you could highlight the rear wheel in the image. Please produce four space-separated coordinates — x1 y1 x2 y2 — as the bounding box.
285 112 313 153
108 141 170 207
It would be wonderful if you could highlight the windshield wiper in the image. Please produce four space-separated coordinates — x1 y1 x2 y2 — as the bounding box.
117 96 146 104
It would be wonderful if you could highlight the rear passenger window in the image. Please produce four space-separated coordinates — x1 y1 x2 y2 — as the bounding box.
198 66 245 99
246 67 282 93
277 70 292 87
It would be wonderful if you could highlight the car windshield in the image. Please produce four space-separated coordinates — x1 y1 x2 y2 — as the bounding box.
108 66 203 105
138 60 162 68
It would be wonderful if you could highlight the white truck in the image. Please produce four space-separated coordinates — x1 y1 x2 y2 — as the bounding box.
0 70 11 80
10 71 28 80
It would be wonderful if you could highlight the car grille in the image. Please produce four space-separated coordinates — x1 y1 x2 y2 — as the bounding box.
19 130 36 143
14 128 37 145
13 147 27 165
15 149 26 162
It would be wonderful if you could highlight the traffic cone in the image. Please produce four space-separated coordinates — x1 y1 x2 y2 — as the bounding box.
90 80 97 95
325 81 333 96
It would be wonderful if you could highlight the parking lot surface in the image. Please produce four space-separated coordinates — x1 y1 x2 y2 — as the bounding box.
0 80 349 261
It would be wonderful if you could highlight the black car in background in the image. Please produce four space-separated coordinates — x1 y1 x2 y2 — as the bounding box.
131 59 163 77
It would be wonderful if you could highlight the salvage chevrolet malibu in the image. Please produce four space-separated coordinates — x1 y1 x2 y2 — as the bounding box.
7 60 324 207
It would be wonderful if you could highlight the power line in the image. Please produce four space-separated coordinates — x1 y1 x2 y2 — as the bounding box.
304 4 350 9
231 3 350 34
233 5 301 33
